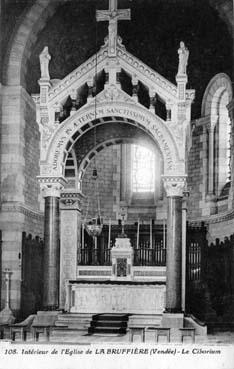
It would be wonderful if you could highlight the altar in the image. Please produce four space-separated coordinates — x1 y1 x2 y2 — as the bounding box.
68 280 165 314
65 235 166 315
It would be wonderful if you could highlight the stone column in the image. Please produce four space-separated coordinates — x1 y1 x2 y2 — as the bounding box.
181 191 189 312
163 176 186 314
38 177 66 310
59 192 84 310
206 118 218 215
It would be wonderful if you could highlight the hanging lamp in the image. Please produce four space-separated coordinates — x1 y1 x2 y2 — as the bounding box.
83 17 103 238
84 165 103 237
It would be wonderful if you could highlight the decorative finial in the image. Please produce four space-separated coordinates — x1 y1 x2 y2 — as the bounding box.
177 41 189 75
39 46 51 79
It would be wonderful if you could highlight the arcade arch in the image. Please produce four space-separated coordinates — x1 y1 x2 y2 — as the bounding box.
62 121 164 213
41 102 182 180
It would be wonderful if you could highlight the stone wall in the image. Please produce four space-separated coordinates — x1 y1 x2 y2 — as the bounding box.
187 123 204 219
0 86 43 313
24 98 41 210
82 145 121 222
207 217 234 242
81 143 164 224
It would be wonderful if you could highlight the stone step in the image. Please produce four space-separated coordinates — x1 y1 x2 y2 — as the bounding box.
88 327 127 334
51 329 87 338
92 314 129 322
128 314 162 327
91 321 128 328
57 313 93 320
88 313 129 335
56 316 92 325
55 313 93 330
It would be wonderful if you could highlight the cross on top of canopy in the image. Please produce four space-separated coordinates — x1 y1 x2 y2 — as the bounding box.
36 0 194 179
96 0 131 57
35 0 193 113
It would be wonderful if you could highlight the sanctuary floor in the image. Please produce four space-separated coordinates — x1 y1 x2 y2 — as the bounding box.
2 330 234 345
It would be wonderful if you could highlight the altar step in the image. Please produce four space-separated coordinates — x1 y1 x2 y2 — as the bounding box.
88 314 129 335
128 314 162 327
55 313 93 331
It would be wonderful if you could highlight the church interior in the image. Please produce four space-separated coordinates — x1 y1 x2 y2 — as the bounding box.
0 0 234 343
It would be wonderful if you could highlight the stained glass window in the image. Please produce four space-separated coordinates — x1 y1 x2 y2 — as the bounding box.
132 144 155 192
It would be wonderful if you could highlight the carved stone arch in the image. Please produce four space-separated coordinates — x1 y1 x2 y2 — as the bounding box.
3 0 65 86
201 73 233 118
41 102 182 178
74 135 162 183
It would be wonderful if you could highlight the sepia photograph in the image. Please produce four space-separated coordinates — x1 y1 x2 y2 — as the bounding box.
0 0 234 368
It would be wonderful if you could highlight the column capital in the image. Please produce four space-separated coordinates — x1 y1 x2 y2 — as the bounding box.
60 191 85 210
38 176 67 198
162 175 187 197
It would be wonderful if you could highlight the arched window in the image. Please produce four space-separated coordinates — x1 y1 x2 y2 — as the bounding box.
120 143 163 204
131 144 155 193
215 91 231 195
202 73 232 199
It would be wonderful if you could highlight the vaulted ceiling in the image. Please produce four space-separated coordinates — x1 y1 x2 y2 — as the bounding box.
2 0 233 119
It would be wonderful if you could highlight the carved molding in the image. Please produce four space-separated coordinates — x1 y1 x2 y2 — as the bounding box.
1 202 44 221
38 176 67 197
48 45 108 101
162 175 187 197
96 84 133 104
44 102 179 174
117 45 177 100
60 191 85 210
189 208 234 226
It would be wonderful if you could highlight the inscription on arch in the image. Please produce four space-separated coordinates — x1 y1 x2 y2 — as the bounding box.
49 105 177 173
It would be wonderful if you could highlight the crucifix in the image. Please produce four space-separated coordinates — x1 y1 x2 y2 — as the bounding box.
119 206 127 238
96 0 131 57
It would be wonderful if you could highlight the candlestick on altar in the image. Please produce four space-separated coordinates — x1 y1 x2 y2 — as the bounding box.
94 237 97 250
150 219 153 248
163 218 166 249
82 223 84 249
108 218 111 248
118 208 127 238
136 219 140 249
